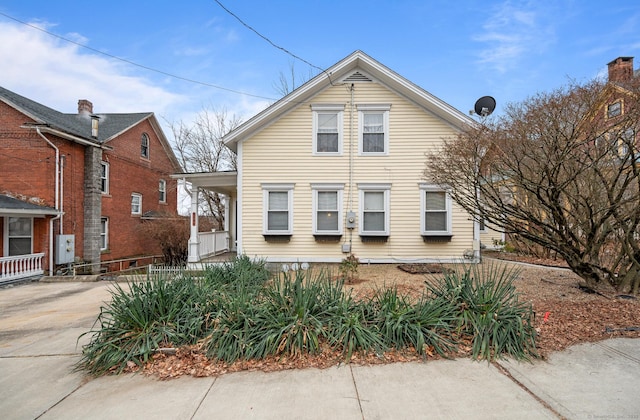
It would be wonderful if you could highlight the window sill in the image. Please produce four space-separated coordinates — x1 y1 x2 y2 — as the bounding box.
360 235 388 243
422 235 453 243
313 234 342 242
263 234 292 243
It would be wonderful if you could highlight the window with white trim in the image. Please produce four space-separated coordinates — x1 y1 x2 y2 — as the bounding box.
420 184 452 236
607 101 622 118
312 105 344 155
100 217 109 251
100 161 109 194
262 184 294 235
141 133 150 158
159 179 167 203
131 193 142 215
358 104 390 155
359 183 391 236
6 217 32 256
312 184 344 235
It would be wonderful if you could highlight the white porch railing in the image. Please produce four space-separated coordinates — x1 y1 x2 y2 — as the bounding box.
197 230 229 259
0 253 45 282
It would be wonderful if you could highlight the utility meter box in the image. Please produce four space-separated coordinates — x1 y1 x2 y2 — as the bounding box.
346 211 357 229
55 235 75 265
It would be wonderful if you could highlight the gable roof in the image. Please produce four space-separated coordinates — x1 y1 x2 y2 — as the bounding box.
223 50 474 152
0 85 182 171
0 194 59 216
0 85 148 144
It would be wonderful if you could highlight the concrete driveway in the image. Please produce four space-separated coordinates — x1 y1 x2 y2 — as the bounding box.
1 280 638 420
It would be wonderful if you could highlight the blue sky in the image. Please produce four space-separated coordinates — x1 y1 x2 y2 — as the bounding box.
1 1 639 137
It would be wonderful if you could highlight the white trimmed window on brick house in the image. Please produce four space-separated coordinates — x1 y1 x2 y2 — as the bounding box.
131 193 142 215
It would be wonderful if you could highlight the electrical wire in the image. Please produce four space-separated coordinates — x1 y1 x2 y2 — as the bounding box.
0 11 277 101
211 1 335 86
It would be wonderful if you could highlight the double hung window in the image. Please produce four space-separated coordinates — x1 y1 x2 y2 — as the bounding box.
312 184 344 235
358 104 390 155
131 193 142 215
100 162 109 194
359 184 391 236
312 105 344 154
421 184 452 236
262 184 294 235
6 217 32 256
100 217 109 251
159 179 167 203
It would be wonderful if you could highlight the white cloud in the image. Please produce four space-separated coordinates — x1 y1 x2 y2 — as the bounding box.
473 2 556 74
0 20 186 115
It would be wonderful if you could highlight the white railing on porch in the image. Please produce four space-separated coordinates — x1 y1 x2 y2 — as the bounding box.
0 253 45 282
197 230 229 259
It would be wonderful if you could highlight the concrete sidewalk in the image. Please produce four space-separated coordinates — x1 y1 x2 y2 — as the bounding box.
1 281 638 420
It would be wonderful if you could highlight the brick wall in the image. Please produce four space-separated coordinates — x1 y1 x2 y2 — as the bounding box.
0 100 180 269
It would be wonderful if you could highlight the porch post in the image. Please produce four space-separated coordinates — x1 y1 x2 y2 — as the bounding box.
188 187 199 263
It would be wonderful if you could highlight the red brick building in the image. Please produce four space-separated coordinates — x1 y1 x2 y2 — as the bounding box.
0 86 181 281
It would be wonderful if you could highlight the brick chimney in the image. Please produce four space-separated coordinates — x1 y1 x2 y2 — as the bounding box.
607 57 634 83
77 99 93 115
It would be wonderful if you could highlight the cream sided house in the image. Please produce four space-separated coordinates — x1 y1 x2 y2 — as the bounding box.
178 51 484 265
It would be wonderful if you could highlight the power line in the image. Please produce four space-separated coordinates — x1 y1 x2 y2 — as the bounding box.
0 11 278 101
212 0 324 73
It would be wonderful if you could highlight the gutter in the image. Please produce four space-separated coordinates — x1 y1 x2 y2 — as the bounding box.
35 128 63 275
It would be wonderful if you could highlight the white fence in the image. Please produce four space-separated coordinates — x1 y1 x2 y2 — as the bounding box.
197 231 229 259
0 253 45 282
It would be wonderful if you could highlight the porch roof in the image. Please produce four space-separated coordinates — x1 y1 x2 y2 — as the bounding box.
171 171 237 196
0 195 59 217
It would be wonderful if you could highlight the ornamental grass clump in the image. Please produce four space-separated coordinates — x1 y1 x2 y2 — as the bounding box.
425 263 538 361
371 287 457 357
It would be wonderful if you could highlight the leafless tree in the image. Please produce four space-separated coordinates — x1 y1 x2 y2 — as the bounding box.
170 107 241 228
272 60 316 97
425 79 640 294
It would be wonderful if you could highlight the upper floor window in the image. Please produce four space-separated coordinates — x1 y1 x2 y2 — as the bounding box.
359 183 391 236
141 133 150 158
100 217 109 251
420 184 452 236
262 183 294 235
607 101 622 118
131 193 142 215
100 161 109 194
311 183 344 235
312 105 344 155
159 179 167 203
358 104 390 155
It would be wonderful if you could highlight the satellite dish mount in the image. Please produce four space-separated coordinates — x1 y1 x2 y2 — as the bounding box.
471 96 496 117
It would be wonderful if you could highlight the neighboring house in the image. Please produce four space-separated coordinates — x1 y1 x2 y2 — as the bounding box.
0 86 181 281
179 51 481 265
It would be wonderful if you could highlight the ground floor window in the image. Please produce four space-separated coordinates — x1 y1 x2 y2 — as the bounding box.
6 217 32 256
100 217 109 251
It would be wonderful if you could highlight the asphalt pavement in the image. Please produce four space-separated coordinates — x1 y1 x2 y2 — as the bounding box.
0 280 638 420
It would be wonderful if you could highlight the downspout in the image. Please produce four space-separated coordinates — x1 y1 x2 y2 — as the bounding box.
36 127 62 275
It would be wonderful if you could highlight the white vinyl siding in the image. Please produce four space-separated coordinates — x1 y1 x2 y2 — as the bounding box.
312 183 344 234
262 184 294 234
240 82 474 262
312 105 344 155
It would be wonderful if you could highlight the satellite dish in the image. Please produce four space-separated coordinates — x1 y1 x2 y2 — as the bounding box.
473 96 496 117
